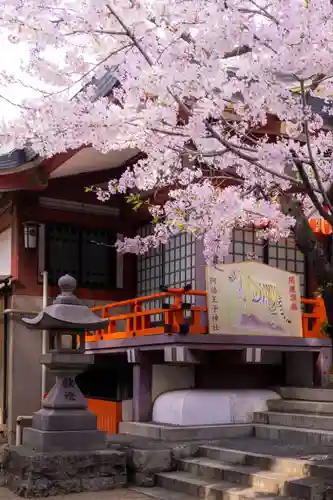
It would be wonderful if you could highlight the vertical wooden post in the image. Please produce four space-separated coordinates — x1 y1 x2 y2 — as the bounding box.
132 357 152 422
314 347 332 388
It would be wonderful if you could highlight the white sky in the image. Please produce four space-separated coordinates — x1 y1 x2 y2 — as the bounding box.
0 37 32 121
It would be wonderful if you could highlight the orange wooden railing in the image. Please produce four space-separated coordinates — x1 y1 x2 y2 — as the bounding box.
301 296 327 338
86 288 208 343
87 398 122 434
85 289 328 342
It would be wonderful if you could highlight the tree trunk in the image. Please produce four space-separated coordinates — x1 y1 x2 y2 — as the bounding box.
322 286 333 336
281 195 333 335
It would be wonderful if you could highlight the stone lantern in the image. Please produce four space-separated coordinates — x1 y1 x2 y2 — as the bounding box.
21 274 109 452
5 275 126 497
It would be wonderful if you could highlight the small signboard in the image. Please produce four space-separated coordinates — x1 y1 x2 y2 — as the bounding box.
206 261 302 337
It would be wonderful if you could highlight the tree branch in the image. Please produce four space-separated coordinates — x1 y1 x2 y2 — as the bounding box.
291 150 333 225
106 5 193 117
299 79 333 214
65 29 126 36
0 93 30 110
223 45 252 59
205 121 309 187
106 5 154 66
105 1 332 220
248 0 279 24
280 195 333 286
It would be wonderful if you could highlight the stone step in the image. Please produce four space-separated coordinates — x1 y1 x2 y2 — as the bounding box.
198 445 308 476
199 444 333 482
177 456 326 499
267 398 333 415
156 471 286 500
276 387 333 402
198 436 333 458
133 484 282 500
253 411 333 430
118 422 253 441
178 456 298 493
132 486 195 500
254 423 333 446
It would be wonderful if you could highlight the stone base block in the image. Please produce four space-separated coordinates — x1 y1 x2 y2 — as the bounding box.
23 427 106 452
128 448 172 486
32 408 97 431
4 445 126 497
119 421 253 441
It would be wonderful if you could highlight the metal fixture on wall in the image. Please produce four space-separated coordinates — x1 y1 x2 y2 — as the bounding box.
23 221 39 250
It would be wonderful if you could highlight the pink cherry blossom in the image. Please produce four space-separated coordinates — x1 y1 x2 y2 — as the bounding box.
1 0 333 263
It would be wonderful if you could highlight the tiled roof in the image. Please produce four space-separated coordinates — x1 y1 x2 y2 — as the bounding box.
0 147 38 170
307 95 333 128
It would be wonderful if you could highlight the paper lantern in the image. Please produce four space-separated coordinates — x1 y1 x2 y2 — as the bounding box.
308 217 332 235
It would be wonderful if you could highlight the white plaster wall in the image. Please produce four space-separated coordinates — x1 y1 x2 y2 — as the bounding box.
0 228 11 277
122 399 133 422
7 295 43 443
153 389 281 425
152 365 195 402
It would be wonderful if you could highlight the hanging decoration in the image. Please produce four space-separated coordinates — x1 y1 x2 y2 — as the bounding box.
308 217 332 235
309 206 332 235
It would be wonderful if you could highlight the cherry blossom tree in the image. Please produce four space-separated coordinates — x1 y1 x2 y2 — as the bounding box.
2 0 333 328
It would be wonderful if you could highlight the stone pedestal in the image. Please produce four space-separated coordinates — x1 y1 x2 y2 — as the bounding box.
22 351 106 453
3 348 127 497
5 447 126 497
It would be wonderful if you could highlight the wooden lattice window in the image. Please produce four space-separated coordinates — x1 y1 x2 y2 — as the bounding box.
46 223 117 288
137 226 196 297
226 228 307 298
136 225 196 320
268 237 306 297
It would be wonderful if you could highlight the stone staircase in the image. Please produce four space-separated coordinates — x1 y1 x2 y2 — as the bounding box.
132 387 333 500
253 387 333 445
135 440 333 500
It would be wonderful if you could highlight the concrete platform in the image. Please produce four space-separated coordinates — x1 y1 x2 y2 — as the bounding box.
267 398 333 414
118 422 253 441
254 423 333 445
195 436 333 458
86 333 332 354
276 387 333 402
253 411 333 430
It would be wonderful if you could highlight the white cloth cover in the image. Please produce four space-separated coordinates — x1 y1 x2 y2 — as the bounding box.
152 389 280 425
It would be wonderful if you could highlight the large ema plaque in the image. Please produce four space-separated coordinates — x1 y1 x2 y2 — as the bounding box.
206 261 302 337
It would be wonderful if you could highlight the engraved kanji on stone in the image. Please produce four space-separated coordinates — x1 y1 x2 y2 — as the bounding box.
64 391 76 401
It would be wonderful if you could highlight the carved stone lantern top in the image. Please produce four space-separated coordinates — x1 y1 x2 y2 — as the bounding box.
22 274 109 332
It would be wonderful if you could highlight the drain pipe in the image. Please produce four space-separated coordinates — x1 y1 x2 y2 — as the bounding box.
2 283 10 427
15 416 32 446
41 271 48 400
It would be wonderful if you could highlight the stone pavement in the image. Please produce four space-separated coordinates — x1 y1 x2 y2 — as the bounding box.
0 487 151 500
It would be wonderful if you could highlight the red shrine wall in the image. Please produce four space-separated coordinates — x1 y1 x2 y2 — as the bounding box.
3 184 140 441
10 190 138 301
0 179 326 302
